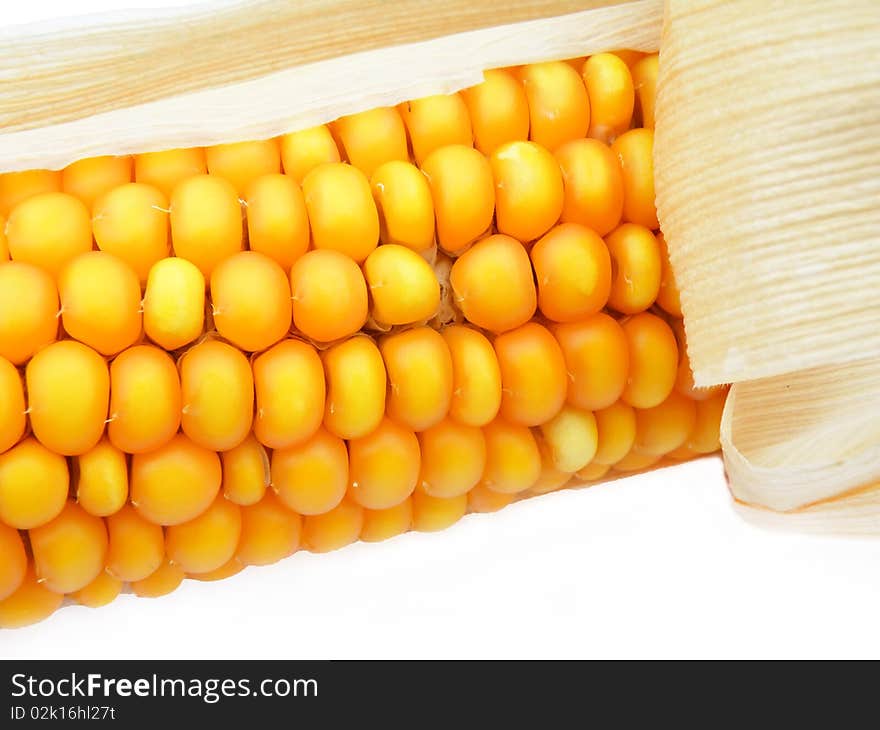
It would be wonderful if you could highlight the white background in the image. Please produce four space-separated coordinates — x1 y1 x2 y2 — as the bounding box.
5 0 880 660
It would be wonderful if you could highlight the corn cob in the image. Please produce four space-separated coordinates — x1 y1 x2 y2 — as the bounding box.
0 50 727 629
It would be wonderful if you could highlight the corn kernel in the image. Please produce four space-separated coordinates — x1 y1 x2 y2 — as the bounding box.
236 491 302 566
62 155 132 211
290 249 368 342
71 571 122 609
245 173 310 271
166 494 242 574
6 192 92 279
555 138 624 235
0 169 62 216
450 234 536 334
30 501 108 594
656 232 682 318
605 223 661 314
335 107 408 178
417 418 486 498
322 336 386 440
421 144 494 253
370 160 435 252
519 62 590 151
0 564 63 629
131 432 221 526
575 461 611 482
221 434 269 506
0 523 27 602
593 400 637 465
142 257 206 350
76 437 128 517
206 139 281 195
134 147 206 199
280 126 341 184
531 222 611 322
364 244 440 326
613 448 661 473
399 94 473 165
467 482 515 513
412 488 467 532
170 174 243 278
634 390 697 456
0 357 25 453
131 558 185 598
490 140 564 242
272 427 348 516
620 312 678 409
348 417 420 510
360 499 412 542
302 498 363 553
611 128 658 229
0 262 58 365
441 325 502 428
381 326 453 432
540 405 598 472
106 504 165 582
180 339 254 452
0 438 68 530
482 418 541 494
687 389 728 454
631 54 659 130
302 162 379 263
582 53 634 142
461 68 530 155
189 559 244 582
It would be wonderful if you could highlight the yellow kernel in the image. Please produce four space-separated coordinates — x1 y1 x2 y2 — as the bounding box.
170 174 243 278
6 192 92 279
495 322 567 427
531 222 611 322
245 173 309 271
582 53 634 142
0 438 68 530
180 339 254 452
130 558 185 598
188 558 244 582
30 501 108 594
76 437 128 517
632 54 659 130
0 564 63 629
131 433 221 526
620 312 678 409
399 94 473 165
92 182 170 283
574 460 611 482
210 251 291 352
71 571 122 608
613 448 661 473
253 339 325 450
370 160 435 252
302 162 379 263
609 50 646 67
106 504 165 582
280 126 341 184
272 427 348 516
611 128 658 229
221 434 269 506
360 499 412 542
450 233 536 334
490 140 564 242
364 243 440 326
0 523 27 602
0 169 62 217
134 147 206 200
290 248 368 342
142 257 206 350
0 262 58 365
412 488 467 532
348 417 420 510
59 251 142 356
108 344 181 454
687 389 728 454
593 400 637 465
467 482 515 513
519 61 590 151
540 405 598 472
27 340 109 456
335 107 408 178
421 144 494 253
0 356 26 453
441 325 502 427
236 491 302 566
656 232 683 318
417 418 486 498
529 446 573 495
605 223 662 314
555 138 624 235
482 418 541 494
0 214 7 262
381 327 453 432
461 68 530 155
62 155 132 212
322 336 386 440
302 498 363 553
552 313 630 411
166 494 242 574
205 139 281 195
634 390 697 456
